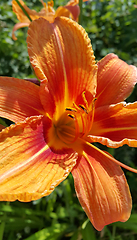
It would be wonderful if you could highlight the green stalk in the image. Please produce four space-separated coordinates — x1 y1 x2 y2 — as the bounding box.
15 0 32 22
79 0 83 25
112 225 116 240
0 212 6 240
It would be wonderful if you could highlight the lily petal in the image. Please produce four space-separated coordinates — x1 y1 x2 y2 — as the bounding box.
91 102 137 147
12 22 29 41
27 17 97 116
0 77 44 123
96 53 137 108
12 0 47 23
55 0 80 21
54 6 76 20
65 0 80 20
0 116 77 202
71 143 132 231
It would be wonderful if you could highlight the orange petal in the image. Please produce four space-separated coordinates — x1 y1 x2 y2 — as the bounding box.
12 0 32 23
55 6 71 18
12 22 29 40
65 0 80 20
0 116 77 202
39 82 56 118
71 143 132 231
0 77 44 123
27 17 97 117
55 3 80 21
91 102 137 147
12 0 47 22
96 53 137 108
64 5 80 21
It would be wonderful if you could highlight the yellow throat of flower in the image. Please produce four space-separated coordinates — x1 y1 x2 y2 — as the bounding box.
47 93 96 152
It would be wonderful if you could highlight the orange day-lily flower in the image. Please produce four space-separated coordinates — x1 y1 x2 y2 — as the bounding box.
0 17 137 231
12 0 80 40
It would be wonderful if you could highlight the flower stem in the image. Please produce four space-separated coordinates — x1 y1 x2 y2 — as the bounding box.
15 0 32 22
79 0 83 25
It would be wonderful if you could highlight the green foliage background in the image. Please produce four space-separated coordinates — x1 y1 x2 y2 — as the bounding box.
0 0 137 239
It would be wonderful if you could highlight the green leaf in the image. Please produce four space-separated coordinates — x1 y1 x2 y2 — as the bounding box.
70 229 79 240
0 118 8 127
24 223 68 240
81 219 96 240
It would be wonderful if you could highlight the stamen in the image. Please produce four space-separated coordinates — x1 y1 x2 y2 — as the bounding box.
79 105 88 113
59 92 97 145
85 142 137 174
68 114 75 119
64 93 97 143
48 0 54 7
82 91 89 110
87 98 97 130
73 102 81 111
82 97 97 137
66 108 76 112
40 0 46 8
73 117 80 142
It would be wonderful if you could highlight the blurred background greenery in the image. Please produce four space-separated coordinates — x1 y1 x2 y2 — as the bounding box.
0 0 137 239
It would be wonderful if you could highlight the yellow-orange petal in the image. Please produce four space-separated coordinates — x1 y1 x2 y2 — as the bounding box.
71 143 132 231
91 102 137 147
0 116 77 202
0 77 44 123
12 0 50 22
12 22 29 40
12 0 32 23
96 53 137 108
88 134 137 149
55 3 80 21
55 6 70 18
39 82 56 118
27 17 97 118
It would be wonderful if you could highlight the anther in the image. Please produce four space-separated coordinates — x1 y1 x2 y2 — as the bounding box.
79 105 88 114
68 114 75 119
66 108 76 112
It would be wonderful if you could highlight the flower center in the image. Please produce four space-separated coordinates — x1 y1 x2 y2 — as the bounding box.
47 92 96 151
54 97 96 147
